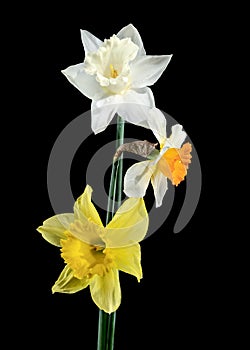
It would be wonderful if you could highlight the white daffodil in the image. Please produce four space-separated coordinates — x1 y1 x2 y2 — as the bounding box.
123 108 192 207
62 24 172 134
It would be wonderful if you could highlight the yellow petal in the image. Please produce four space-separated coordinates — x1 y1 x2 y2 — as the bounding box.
52 265 89 294
90 268 121 314
71 185 105 246
68 219 105 247
105 198 149 248
37 214 74 246
110 243 142 281
74 185 103 227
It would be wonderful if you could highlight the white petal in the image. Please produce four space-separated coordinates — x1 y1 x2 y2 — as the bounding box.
61 63 105 100
146 108 167 146
117 23 146 56
166 124 187 149
124 160 154 198
80 29 103 54
116 88 156 128
91 97 119 134
121 87 155 107
151 170 168 207
117 96 167 146
131 55 173 88
118 103 154 129
91 88 155 134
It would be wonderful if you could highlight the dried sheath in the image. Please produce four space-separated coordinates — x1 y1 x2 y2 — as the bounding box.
114 140 158 161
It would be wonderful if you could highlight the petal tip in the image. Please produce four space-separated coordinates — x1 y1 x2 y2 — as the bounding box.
61 69 67 76
85 183 93 192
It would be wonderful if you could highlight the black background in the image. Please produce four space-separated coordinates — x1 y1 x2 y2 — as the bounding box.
9 4 231 349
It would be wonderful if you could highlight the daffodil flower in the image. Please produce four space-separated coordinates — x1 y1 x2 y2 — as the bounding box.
62 23 172 134
123 108 192 207
37 185 148 313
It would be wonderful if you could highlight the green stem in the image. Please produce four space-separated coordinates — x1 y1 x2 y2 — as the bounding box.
106 115 125 224
97 310 108 350
97 114 125 350
106 312 116 350
115 115 124 207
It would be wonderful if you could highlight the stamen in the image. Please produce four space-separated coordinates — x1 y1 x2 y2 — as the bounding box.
92 245 103 252
110 64 118 78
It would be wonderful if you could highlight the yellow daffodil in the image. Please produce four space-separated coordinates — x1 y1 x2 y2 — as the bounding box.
62 24 172 134
124 108 192 207
37 185 148 313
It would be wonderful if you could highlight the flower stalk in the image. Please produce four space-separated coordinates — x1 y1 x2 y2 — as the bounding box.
97 114 125 350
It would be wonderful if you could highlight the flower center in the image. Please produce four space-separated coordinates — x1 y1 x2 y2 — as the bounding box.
84 35 139 94
110 64 118 78
61 233 114 279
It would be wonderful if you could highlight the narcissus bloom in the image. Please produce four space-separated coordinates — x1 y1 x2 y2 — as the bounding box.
124 108 192 207
62 24 172 134
37 185 148 313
